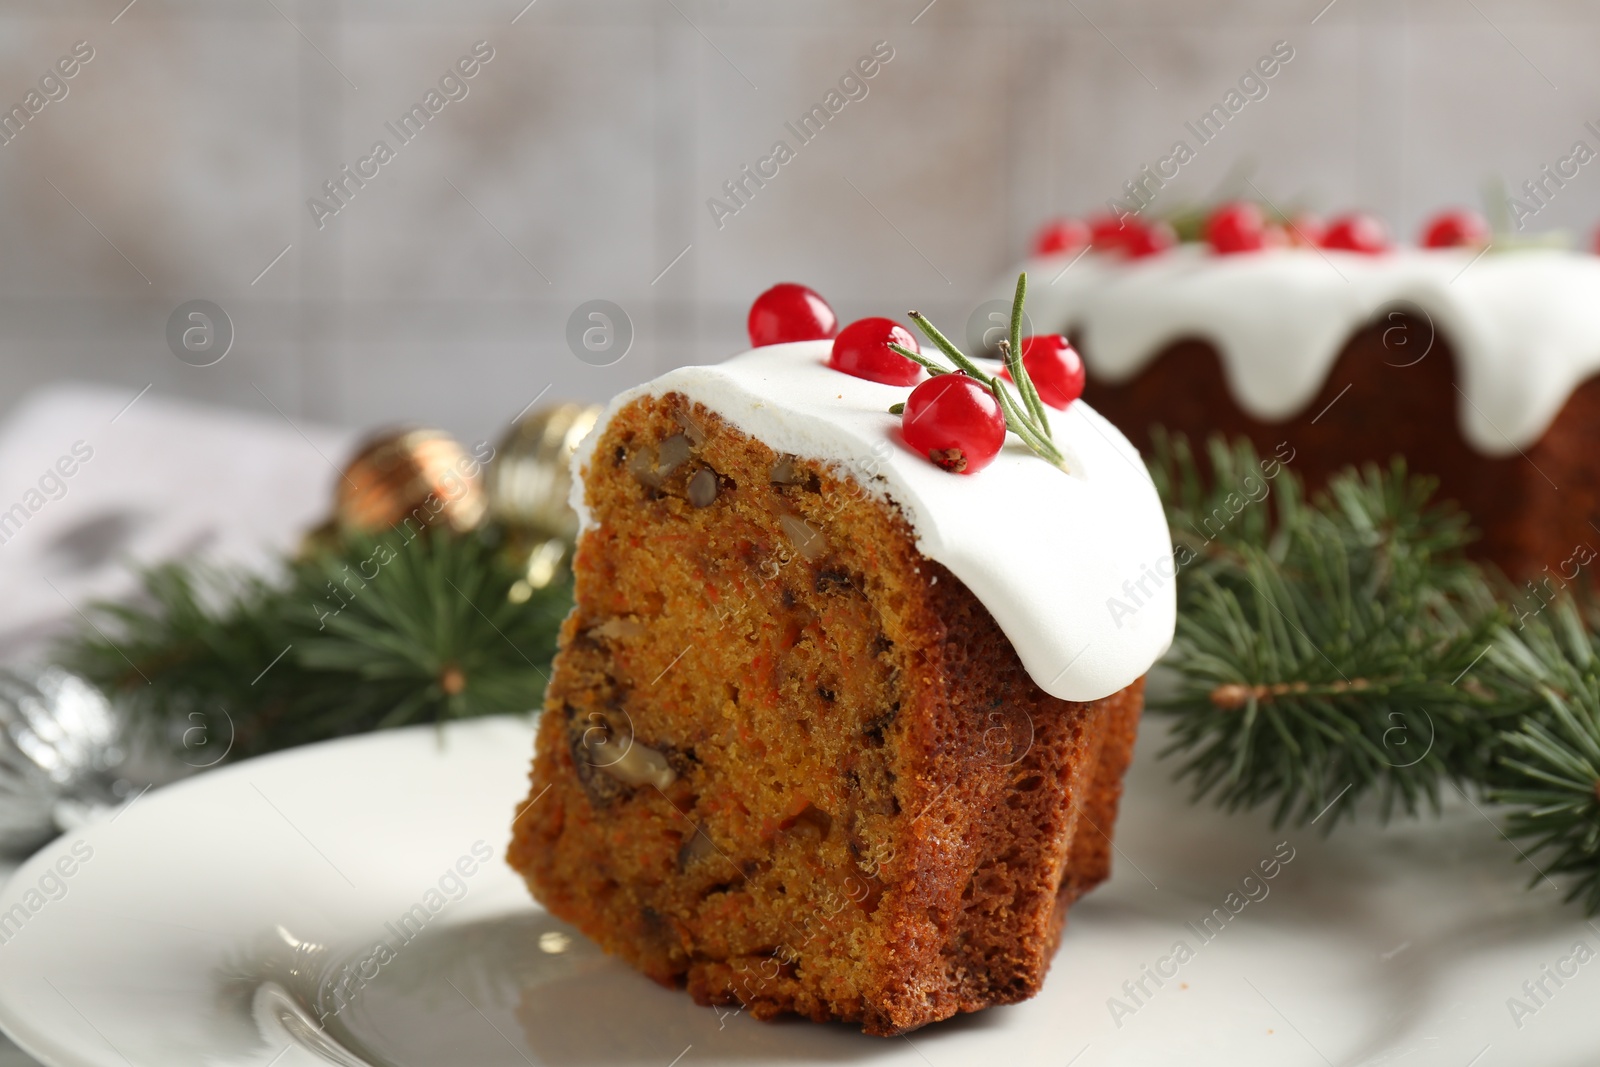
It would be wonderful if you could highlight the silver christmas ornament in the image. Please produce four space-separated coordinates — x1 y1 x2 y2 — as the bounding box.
0 666 125 853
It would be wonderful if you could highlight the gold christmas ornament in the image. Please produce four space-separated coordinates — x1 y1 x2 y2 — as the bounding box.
488 403 601 598
335 428 490 537
488 403 600 537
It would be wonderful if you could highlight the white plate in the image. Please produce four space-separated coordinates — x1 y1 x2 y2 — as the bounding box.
0 715 1595 1067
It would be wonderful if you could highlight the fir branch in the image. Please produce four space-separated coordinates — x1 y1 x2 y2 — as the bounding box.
1147 427 1297 585
1485 596 1600 913
60 525 569 761
1141 430 1600 906
1153 433 1510 828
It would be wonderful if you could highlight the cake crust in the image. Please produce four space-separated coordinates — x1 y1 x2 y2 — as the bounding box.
507 391 1145 1034
1082 317 1600 584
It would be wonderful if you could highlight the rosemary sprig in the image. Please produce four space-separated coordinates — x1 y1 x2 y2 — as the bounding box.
889 272 1070 472
1004 273 1051 432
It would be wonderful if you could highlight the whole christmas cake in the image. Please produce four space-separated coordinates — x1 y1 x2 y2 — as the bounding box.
507 283 1174 1035
1018 208 1600 583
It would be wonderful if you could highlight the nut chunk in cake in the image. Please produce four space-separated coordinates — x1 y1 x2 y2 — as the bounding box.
508 298 1174 1035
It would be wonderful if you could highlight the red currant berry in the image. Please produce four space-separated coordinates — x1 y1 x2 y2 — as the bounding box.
1122 218 1177 258
1285 214 1326 247
1206 201 1269 254
1087 214 1136 251
1420 209 1489 249
747 283 838 347
828 317 924 386
1032 218 1091 256
1322 213 1391 254
1000 335 1085 409
901 374 1006 475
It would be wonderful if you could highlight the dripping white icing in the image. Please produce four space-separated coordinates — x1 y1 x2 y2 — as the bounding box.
1016 244 1600 456
571 343 1176 704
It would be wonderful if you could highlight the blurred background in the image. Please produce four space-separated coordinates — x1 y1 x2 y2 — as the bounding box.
1 0 1596 441
0 4 1597 1062
0 0 1592 666
0 0 1592 660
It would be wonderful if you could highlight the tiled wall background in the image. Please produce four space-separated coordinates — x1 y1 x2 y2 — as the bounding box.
1 0 1598 443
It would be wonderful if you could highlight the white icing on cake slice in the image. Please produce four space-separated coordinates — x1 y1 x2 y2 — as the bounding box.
1017 244 1600 455
573 343 1177 704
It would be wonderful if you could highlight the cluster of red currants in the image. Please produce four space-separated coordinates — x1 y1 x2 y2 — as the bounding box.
747 283 1085 475
1032 204 1496 259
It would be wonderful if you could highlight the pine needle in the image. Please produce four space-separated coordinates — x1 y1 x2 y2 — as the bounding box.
59 525 568 760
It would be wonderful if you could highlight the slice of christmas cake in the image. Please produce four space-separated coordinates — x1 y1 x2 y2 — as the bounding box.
508 277 1174 1034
